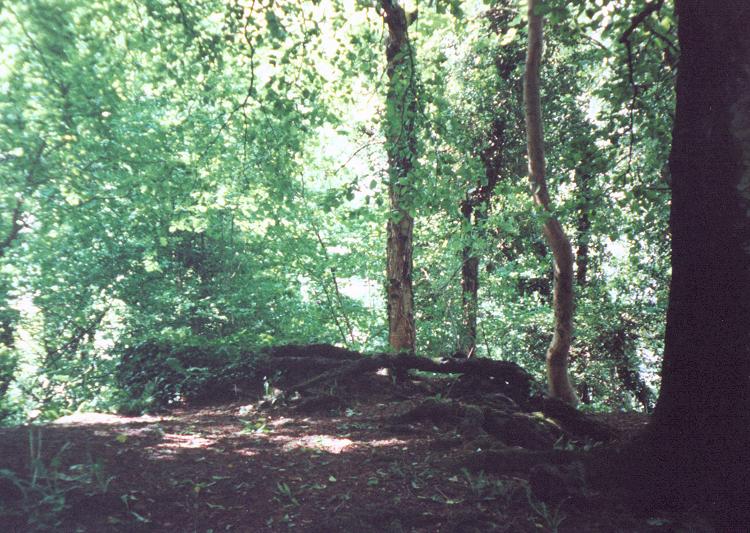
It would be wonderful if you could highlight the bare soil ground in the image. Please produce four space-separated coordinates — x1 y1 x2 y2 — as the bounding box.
0 375 713 532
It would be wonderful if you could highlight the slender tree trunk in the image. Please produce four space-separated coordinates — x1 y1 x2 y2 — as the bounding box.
459 224 479 356
575 171 591 288
381 0 417 353
458 120 505 356
524 0 577 405
640 1 750 523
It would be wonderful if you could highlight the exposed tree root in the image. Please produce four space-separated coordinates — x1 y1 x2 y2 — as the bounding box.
292 393 344 414
528 395 617 442
260 344 615 446
391 398 564 450
282 351 533 402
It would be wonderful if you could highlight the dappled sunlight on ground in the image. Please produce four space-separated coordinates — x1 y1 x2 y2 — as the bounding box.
0 392 705 533
52 412 170 426
280 434 354 453
156 433 217 450
268 416 296 427
367 437 411 448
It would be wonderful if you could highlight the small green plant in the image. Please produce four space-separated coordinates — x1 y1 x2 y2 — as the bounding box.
239 417 270 435
261 372 285 406
461 468 517 502
274 482 299 506
526 487 568 533
553 434 602 452
0 429 114 531
77 443 112 492
120 492 151 524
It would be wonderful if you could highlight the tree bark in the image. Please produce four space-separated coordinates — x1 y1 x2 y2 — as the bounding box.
524 0 577 405
459 239 479 356
381 0 417 353
458 118 506 356
287 352 533 402
642 0 750 523
575 171 591 287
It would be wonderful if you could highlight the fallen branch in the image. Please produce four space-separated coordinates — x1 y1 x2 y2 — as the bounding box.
261 345 613 443
286 353 533 400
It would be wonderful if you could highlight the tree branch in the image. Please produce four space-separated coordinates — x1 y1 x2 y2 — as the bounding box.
618 0 665 45
0 140 47 258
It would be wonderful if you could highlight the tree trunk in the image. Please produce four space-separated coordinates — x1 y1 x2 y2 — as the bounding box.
575 171 591 288
524 0 577 405
459 238 479 356
643 1 750 523
381 0 417 353
458 118 505 356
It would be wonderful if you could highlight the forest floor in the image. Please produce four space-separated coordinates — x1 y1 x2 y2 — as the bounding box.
0 373 714 532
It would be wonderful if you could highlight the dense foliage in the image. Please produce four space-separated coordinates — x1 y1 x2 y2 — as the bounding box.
0 0 676 422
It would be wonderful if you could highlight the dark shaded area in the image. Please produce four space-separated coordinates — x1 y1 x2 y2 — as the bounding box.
0 356 712 532
611 3 750 530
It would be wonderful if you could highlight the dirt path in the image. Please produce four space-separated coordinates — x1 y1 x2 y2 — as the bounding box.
0 387 710 532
